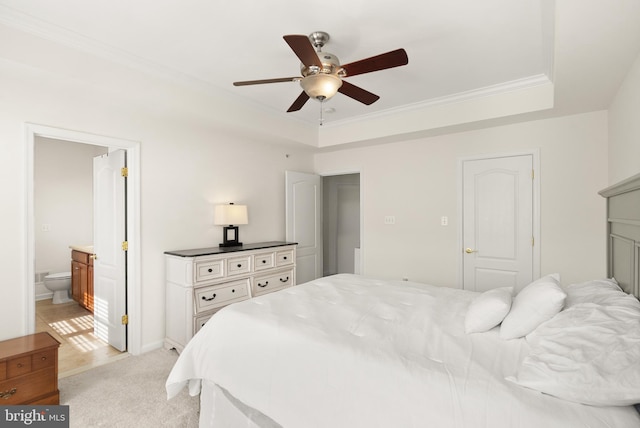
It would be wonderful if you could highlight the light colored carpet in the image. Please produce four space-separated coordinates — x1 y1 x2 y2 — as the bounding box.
59 347 199 427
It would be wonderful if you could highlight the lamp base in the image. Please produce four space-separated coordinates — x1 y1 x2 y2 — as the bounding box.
219 242 243 247
219 225 242 247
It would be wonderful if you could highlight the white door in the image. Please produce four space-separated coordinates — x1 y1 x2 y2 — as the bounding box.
286 171 322 284
462 155 534 292
93 150 127 351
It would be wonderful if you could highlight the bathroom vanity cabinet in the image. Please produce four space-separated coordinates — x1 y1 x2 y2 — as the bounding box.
71 249 94 312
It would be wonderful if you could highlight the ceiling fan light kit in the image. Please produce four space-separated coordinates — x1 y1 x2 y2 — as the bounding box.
300 73 342 101
233 31 409 118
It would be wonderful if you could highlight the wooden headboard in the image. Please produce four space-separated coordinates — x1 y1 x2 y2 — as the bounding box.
599 172 640 299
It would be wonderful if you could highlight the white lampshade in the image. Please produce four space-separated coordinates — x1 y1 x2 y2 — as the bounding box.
214 204 248 225
300 74 343 101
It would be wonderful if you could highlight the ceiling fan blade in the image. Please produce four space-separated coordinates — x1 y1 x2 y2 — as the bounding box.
287 91 310 112
342 48 408 77
338 81 380 105
233 77 300 86
283 35 322 68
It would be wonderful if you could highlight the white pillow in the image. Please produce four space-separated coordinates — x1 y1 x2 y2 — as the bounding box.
512 272 560 296
464 287 512 333
508 299 640 406
500 274 565 340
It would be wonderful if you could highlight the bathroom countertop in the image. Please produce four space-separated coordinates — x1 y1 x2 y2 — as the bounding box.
69 245 94 254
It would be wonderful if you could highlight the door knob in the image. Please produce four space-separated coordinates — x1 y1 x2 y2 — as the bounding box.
465 248 477 254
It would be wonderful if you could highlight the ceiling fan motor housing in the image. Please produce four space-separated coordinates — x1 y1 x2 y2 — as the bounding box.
300 52 344 77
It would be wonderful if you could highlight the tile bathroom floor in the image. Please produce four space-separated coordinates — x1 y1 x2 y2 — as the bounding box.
36 299 126 377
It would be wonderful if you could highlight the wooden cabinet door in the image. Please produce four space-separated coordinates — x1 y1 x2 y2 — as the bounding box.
71 261 84 303
87 265 94 312
71 260 88 309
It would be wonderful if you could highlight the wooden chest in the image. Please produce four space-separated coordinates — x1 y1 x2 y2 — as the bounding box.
0 332 60 404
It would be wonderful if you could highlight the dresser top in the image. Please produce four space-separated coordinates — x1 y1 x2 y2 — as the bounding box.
165 241 297 257
0 332 60 360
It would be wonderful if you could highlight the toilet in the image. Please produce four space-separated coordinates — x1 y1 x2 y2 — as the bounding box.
44 272 73 304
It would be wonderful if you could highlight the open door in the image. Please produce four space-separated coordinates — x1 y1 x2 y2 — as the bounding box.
286 171 322 284
93 150 127 351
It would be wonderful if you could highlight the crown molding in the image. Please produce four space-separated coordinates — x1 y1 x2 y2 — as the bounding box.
320 74 553 129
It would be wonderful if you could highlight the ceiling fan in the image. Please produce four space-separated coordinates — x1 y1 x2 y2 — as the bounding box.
233 31 409 113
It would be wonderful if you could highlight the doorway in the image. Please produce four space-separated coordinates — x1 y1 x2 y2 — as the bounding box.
285 171 361 282
322 174 360 277
25 123 142 359
33 137 124 374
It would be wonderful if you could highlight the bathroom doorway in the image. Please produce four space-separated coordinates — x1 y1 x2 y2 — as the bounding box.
26 123 142 372
34 137 126 375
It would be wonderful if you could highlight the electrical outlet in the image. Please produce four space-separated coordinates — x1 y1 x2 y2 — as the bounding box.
441 216 448 226
384 216 396 225
41 224 51 232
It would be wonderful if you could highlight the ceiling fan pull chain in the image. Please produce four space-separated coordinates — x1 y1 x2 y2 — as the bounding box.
319 100 324 126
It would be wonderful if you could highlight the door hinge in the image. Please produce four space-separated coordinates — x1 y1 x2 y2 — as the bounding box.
121 167 128 177
121 314 128 325
532 169 535 180
532 237 535 246
122 241 128 251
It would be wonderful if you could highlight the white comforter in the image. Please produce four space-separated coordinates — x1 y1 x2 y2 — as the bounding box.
166 274 640 428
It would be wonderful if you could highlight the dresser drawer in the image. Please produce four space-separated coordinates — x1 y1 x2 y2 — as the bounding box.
227 256 251 276
194 279 250 313
195 259 225 283
253 269 294 296
7 356 31 378
0 361 6 380
0 369 56 405
32 349 55 371
276 249 294 266
254 252 275 271
193 308 221 335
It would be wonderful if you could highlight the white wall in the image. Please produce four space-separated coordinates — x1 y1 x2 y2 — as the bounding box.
35 138 108 276
0 39 314 344
608 51 640 184
315 111 609 287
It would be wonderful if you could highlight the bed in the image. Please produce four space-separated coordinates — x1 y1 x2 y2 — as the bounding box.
166 173 640 428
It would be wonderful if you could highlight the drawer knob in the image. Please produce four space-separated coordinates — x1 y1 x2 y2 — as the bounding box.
202 293 217 302
280 276 289 283
237 264 242 268
41 356 47 361
257 281 269 288
16 363 23 368
283 256 287 260
262 260 266 264
0 388 17 400
208 268 212 273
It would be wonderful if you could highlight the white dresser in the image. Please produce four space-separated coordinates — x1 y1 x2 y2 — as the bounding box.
164 241 297 352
